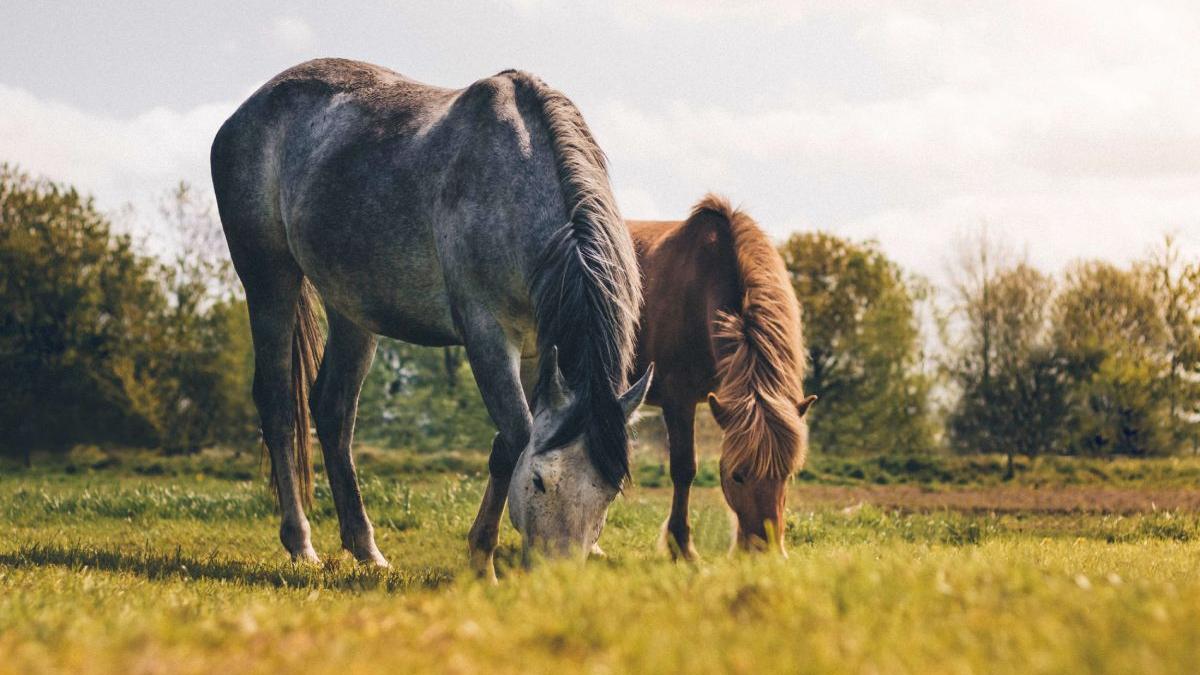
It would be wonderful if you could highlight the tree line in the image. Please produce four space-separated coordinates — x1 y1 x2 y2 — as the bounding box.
2 166 1198 467
941 231 1200 473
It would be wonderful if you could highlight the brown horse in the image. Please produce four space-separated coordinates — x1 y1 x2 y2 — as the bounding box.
629 195 816 557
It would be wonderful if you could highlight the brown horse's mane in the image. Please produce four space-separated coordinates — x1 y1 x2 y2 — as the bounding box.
693 194 808 480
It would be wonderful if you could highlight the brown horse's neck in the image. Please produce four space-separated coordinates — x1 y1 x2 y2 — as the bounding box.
628 215 742 409
630 195 808 481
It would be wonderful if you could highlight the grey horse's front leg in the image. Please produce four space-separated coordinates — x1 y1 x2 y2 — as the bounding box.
311 309 387 566
459 313 532 582
469 434 521 581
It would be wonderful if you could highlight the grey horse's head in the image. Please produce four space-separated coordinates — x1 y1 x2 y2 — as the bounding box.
508 349 652 561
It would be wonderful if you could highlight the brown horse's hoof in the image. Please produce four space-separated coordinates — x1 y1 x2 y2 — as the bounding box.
670 542 700 562
659 520 700 562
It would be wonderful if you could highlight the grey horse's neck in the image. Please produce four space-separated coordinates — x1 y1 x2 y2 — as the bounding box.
509 71 642 489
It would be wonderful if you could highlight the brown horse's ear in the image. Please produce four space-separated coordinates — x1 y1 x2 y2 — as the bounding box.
707 393 731 427
797 394 818 418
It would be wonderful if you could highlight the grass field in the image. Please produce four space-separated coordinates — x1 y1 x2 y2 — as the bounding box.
4 451 1200 674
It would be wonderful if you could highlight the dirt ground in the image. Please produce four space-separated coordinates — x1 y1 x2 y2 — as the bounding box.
792 484 1200 514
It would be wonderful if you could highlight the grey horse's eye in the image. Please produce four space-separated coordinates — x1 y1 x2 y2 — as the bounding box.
532 473 546 493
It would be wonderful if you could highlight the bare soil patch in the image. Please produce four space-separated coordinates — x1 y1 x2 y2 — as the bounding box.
792 484 1200 514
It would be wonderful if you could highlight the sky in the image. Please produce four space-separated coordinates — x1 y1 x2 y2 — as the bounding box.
3 0 1199 284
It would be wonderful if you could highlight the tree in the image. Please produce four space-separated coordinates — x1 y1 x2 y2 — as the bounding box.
945 250 1067 475
780 232 934 455
1053 261 1171 456
1144 236 1200 453
145 183 256 452
0 165 163 460
0 169 257 460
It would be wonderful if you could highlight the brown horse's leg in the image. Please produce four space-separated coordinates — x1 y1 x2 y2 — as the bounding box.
311 309 386 566
245 274 319 563
662 403 699 561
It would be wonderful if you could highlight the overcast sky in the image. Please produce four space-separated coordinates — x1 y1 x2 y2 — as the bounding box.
3 1 1199 283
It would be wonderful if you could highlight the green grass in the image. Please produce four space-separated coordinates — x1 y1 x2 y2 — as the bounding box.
19 443 1200 489
3 456 1200 673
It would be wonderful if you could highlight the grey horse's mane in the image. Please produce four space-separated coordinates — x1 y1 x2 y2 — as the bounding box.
505 70 642 489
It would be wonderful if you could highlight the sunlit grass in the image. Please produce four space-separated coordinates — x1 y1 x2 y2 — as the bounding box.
3 461 1200 673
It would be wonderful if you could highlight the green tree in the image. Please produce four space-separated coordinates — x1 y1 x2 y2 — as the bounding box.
0 168 257 460
1053 261 1171 456
0 165 163 460
1145 236 1200 454
945 253 1067 475
146 183 256 452
780 232 934 455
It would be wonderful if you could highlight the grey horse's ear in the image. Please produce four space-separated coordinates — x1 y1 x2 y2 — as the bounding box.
619 364 654 420
539 345 570 407
797 394 818 417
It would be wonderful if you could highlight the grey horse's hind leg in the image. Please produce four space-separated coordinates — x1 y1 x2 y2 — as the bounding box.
311 308 387 567
461 313 532 582
245 273 319 563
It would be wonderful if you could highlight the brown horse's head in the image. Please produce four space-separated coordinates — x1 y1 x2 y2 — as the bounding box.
709 392 817 553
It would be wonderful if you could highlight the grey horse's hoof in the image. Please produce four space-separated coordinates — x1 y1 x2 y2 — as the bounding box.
470 548 499 585
290 546 321 564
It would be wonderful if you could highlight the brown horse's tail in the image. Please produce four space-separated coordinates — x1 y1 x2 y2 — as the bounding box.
271 278 324 509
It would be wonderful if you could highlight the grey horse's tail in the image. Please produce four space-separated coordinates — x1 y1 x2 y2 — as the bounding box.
271 278 323 509
508 71 642 489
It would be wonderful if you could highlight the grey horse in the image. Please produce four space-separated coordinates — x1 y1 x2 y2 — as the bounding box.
210 59 652 578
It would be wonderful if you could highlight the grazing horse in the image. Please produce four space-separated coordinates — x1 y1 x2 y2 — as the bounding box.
211 59 652 577
629 195 815 557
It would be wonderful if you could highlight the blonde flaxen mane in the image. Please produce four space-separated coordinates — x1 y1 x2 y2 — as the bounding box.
696 195 809 480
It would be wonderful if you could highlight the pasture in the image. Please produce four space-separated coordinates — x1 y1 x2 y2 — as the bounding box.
3 450 1200 674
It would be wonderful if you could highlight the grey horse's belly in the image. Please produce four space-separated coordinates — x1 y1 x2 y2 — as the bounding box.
287 210 462 346
320 270 460 347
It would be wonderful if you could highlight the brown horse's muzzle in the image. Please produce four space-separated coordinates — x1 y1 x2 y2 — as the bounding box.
721 473 788 555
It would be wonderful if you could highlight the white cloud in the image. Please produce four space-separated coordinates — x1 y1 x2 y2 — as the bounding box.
613 186 664 220
270 16 315 51
501 0 806 26
5 0 1200 284
591 1 1200 282
0 83 235 252
610 0 805 26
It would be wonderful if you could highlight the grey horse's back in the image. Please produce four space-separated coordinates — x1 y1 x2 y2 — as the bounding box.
220 58 454 128
210 59 535 343
210 59 451 219
211 58 454 196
